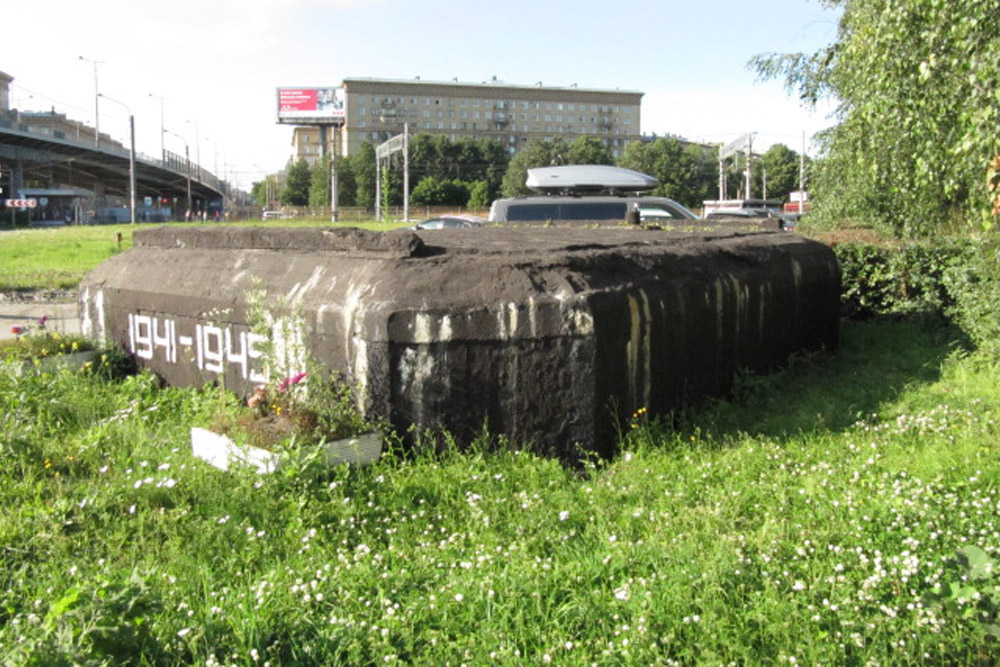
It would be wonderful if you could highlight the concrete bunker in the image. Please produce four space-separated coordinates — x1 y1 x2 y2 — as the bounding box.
79 225 840 458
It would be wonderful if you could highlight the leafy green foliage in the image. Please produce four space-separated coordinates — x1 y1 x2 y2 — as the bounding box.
924 546 1000 641
753 143 806 202
940 237 1000 355
409 176 470 206
349 142 378 209
279 158 311 206
753 0 1000 236
832 239 967 319
2 318 1000 663
501 138 571 197
618 137 717 208
830 235 1000 356
566 136 615 166
307 155 331 208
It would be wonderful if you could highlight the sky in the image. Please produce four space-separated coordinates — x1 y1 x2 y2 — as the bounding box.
2 0 841 190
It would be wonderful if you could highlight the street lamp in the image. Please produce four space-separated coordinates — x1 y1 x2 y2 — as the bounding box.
97 93 136 224
78 55 104 148
165 128 192 217
186 119 201 180
148 92 166 161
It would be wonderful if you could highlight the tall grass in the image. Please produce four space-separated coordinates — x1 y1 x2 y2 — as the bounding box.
2 317 997 664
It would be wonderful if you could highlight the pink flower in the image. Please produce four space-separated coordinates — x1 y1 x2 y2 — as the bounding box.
37 315 48 329
277 372 307 393
10 326 23 336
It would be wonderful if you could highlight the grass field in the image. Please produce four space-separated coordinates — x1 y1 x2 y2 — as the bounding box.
2 316 998 663
0 220 403 292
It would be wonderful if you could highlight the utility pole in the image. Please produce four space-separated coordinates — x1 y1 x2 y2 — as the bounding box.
799 131 806 197
403 122 409 222
149 93 166 161
79 56 104 148
97 93 136 223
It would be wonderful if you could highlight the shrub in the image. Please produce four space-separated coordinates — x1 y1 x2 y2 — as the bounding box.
941 237 1000 355
832 235 1000 355
833 240 969 319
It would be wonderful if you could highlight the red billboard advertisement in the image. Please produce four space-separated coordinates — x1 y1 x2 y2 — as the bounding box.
277 87 345 123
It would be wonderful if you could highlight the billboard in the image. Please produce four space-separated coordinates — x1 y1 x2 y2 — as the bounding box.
277 87 345 124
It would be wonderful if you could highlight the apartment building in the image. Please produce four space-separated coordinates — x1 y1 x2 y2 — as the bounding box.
289 77 643 164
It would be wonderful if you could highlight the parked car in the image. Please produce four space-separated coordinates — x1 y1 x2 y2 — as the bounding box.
412 214 485 230
262 210 285 220
705 207 797 231
704 207 775 219
489 195 697 223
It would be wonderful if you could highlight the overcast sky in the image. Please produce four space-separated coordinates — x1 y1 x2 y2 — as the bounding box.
2 0 840 189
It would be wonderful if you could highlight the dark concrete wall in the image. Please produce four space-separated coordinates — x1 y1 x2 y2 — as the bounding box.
79 225 839 456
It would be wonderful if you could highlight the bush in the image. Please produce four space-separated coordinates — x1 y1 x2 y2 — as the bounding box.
832 236 1000 355
833 240 969 319
942 238 1000 355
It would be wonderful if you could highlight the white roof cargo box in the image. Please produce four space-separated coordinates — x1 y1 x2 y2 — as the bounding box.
526 165 660 194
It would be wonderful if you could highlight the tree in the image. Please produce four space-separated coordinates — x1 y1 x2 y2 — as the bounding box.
309 156 330 208
349 142 377 210
467 180 491 210
280 159 311 206
753 143 804 202
567 136 614 165
334 156 357 207
751 0 1000 236
251 180 268 207
501 138 570 197
410 176 447 206
617 137 716 208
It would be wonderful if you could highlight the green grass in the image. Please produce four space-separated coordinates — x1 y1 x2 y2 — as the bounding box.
2 318 998 664
0 219 405 292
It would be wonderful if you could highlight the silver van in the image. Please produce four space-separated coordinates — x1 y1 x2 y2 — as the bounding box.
488 195 698 223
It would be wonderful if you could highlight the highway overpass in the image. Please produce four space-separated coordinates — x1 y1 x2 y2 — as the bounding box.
0 116 247 223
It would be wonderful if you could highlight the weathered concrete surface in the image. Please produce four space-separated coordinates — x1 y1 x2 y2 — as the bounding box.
79 225 840 457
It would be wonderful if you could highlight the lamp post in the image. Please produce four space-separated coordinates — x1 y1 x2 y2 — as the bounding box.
148 92 166 161
165 128 192 217
97 93 136 224
186 119 201 180
78 56 104 148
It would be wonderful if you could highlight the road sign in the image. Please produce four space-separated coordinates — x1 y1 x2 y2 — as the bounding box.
4 198 37 208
